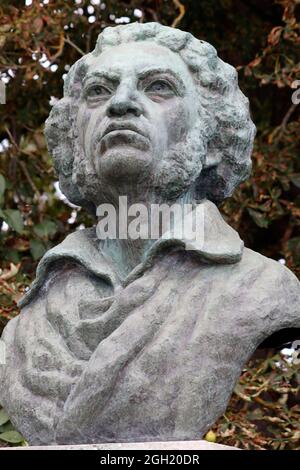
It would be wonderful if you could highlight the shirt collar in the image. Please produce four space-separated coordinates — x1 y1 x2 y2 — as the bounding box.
19 200 243 308
144 199 243 265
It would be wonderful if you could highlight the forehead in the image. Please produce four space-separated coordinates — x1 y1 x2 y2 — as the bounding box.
86 41 193 84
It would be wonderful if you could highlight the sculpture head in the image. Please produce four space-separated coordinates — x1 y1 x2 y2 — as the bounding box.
45 22 256 212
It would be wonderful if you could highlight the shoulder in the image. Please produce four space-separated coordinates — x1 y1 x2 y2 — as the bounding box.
239 247 300 328
241 247 299 288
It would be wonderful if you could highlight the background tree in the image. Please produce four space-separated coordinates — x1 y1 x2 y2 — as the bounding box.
0 0 299 449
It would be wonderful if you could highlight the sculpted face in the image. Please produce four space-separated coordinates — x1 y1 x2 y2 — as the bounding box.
77 42 199 186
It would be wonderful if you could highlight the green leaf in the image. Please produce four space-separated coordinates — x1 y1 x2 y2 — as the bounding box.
33 219 57 238
3 249 20 264
30 239 47 261
247 208 269 228
0 174 5 197
0 422 15 433
288 237 300 263
290 174 300 189
3 209 24 234
0 408 9 426
0 430 24 444
270 187 281 199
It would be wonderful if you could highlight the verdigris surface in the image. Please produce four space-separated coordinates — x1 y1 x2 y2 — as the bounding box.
0 22 299 445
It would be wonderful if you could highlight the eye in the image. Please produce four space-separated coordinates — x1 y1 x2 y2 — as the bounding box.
85 85 111 101
145 80 175 96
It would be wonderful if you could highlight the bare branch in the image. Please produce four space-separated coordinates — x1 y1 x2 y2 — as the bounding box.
65 36 85 57
171 0 186 28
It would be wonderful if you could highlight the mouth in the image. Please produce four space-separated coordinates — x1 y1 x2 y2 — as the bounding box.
98 129 150 154
102 122 148 140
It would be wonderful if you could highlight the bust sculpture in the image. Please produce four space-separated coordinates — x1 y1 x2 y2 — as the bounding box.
0 22 299 445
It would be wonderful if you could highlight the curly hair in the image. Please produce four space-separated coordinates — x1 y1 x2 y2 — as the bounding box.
45 22 256 211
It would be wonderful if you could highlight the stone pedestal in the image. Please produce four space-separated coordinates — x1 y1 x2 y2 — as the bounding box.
1 440 239 450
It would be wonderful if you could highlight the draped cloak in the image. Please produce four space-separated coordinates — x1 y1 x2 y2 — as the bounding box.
0 200 299 445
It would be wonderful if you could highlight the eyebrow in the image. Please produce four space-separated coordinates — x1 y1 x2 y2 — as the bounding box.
137 67 185 85
83 71 120 84
83 67 187 95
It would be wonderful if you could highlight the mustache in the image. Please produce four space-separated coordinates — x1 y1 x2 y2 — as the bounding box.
92 120 149 150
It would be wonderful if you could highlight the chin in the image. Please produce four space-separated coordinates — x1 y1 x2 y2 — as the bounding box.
96 146 153 181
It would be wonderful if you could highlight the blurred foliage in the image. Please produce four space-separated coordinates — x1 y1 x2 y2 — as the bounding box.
0 0 299 449
212 351 300 450
0 407 26 446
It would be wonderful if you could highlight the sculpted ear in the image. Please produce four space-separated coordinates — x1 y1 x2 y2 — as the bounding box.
203 149 222 169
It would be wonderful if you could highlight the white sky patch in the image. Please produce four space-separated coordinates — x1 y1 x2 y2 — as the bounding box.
33 74 39 80
87 5 94 14
25 0 32 6
39 53 52 70
88 15 96 23
133 8 143 18
8 69 16 78
115 16 130 24
68 210 78 225
0 138 10 153
278 258 286 265
74 8 84 15
41 60 51 69
50 64 58 72
91 0 101 4
1 221 9 232
281 347 296 364
1 75 10 84
281 347 294 356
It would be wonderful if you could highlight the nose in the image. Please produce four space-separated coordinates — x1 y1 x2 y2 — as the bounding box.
107 83 142 118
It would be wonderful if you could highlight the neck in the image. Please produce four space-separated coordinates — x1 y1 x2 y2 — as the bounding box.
97 183 198 279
